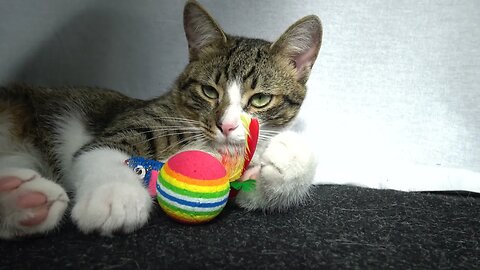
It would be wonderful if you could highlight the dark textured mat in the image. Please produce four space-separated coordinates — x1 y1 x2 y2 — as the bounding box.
2 185 479 269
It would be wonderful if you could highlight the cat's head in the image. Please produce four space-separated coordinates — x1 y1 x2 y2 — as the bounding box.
172 0 322 151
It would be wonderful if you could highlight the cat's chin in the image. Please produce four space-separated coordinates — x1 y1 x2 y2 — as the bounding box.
214 142 245 156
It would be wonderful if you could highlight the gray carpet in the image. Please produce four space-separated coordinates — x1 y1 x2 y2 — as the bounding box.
2 185 479 269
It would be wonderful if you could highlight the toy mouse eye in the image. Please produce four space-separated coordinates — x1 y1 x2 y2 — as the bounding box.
134 165 146 179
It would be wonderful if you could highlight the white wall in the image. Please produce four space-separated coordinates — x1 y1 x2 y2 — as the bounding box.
1 0 479 192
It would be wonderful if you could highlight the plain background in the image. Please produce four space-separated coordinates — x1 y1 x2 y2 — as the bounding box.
1 0 479 191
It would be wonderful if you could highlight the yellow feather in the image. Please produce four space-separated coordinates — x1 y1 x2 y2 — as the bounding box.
221 114 252 182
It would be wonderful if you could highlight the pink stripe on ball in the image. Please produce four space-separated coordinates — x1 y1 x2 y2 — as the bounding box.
167 150 226 180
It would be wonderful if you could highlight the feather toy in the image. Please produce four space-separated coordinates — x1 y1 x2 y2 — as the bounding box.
221 114 259 181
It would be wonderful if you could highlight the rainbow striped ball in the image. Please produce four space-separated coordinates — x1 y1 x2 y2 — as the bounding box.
156 150 229 224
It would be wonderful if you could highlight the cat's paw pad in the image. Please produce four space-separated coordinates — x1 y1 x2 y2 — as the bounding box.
71 182 152 235
0 168 69 239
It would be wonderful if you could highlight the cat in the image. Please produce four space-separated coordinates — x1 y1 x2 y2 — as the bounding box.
0 0 322 238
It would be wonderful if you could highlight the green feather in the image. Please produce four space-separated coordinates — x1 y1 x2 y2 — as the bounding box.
230 179 256 192
230 181 243 190
240 179 256 192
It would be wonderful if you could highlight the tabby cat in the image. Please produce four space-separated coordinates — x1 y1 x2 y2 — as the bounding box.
0 0 322 238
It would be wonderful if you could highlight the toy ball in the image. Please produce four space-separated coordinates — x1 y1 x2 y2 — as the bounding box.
156 150 229 224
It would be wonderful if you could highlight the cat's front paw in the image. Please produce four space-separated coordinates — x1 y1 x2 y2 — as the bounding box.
69 148 153 235
71 181 152 235
0 168 69 239
236 131 316 210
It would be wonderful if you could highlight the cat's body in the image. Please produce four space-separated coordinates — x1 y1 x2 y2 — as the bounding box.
0 0 322 238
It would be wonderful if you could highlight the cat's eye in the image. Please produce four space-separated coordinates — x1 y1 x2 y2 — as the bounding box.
201 85 219 99
134 165 146 179
249 93 272 108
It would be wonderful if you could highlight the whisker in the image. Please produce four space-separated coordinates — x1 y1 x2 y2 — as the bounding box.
258 135 274 143
150 116 200 122
161 134 207 154
160 136 201 155
150 116 207 126
260 130 281 134
151 127 202 133
259 134 275 139
182 137 209 150
138 130 202 144
132 127 203 136
0 150 16 154
146 124 203 130
151 120 203 127
155 121 200 127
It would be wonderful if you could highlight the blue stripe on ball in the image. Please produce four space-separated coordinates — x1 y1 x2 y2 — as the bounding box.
157 185 228 208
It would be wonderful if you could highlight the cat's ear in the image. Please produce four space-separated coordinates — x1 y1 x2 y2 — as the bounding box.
271 16 322 84
183 0 227 61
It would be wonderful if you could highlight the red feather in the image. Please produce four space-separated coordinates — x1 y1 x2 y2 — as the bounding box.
242 118 259 174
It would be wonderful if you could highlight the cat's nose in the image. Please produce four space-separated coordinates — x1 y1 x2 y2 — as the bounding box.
217 122 239 136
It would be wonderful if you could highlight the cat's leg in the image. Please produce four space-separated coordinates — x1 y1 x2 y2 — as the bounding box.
235 131 316 210
0 150 69 239
68 148 152 235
